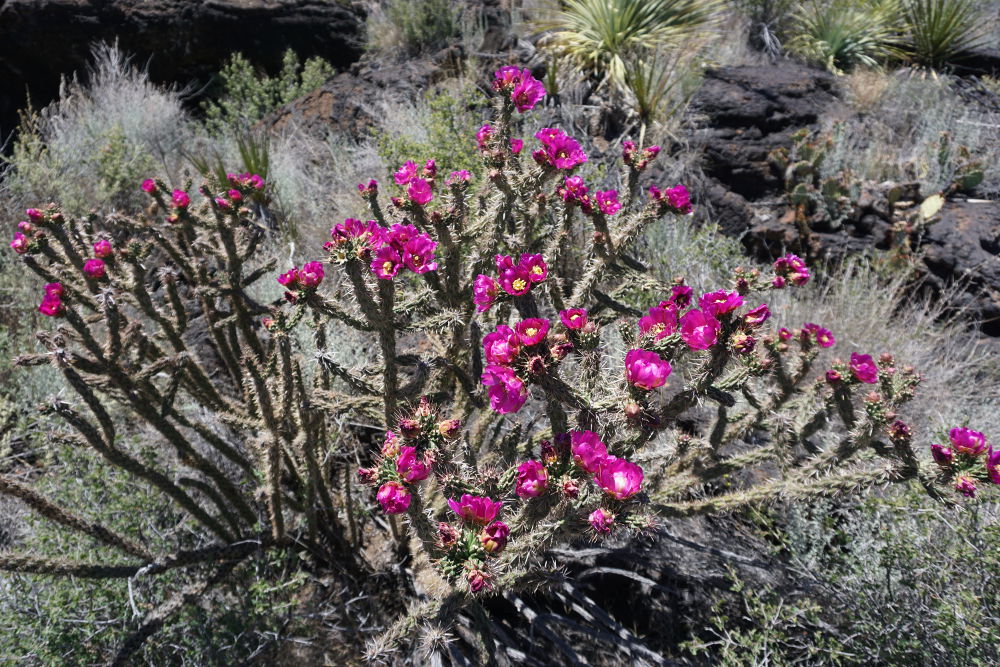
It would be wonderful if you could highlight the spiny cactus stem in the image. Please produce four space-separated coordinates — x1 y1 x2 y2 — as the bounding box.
378 278 399 428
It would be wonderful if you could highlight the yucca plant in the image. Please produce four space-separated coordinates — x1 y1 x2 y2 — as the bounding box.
536 0 722 88
622 48 703 136
787 0 906 73
903 0 989 69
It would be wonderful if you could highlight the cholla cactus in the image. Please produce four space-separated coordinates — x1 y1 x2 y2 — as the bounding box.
2 65 986 661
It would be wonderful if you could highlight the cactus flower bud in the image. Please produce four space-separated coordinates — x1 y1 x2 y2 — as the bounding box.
479 521 510 554
93 238 113 258
930 444 954 466
437 419 461 440
438 522 460 547
467 566 491 593
562 478 580 499
398 418 421 439
141 179 157 193
625 349 671 390
955 476 977 498
986 447 1000 484
171 189 190 208
588 508 615 534
396 446 431 483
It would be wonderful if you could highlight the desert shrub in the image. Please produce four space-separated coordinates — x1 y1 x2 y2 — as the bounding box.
902 0 990 69
0 65 985 663
731 0 796 54
367 0 464 55
201 50 334 135
786 0 905 73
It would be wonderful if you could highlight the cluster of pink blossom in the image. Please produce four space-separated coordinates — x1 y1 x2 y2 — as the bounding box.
492 66 546 113
772 253 811 287
557 176 622 215
823 351 881 386
622 142 661 171
38 282 65 317
473 253 548 312
324 218 438 280
226 172 265 191
9 213 39 254
392 159 436 206
277 261 325 302
532 128 588 170
476 124 523 154
929 427 999 498
648 184 692 214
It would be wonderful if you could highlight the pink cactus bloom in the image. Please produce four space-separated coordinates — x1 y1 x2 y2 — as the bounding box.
955 476 977 498
10 232 29 254
825 369 842 385
480 521 510 554
493 65 522 91
448 493 502 525
986 447 1000 484
850 353 879 384
227 189 242 202
467 566 491 593
407 178 433 206
171 189 190 208
778 327 793 341
481 364 528 414
744 304 771 327
930 444 954 466
511 71 546 112
25 208 43 222
560 175 590 207
394 160 418 185
544 133 588 170
699 289 744 317
638 304 678 340
519 253 548 284
495 254 515 272
422 159 436 178
680 309 721 350
593 456 644 500
17 221 33 233
476 123 493 150
402 234 438 273
515 460 549 498
510 138 524 154
483 325 520 365
570 430 609 474
371 246 403 280
277 268 299 288
668 284 693 308
332 218 385 253
215 197 231 210
44 283 63 297
560 308 588 330
774 253 810 286
93 239 113 258
298 261 325 288
499 264 532 296
382 430 401 458
664 184 692 214
473 274 500 312
446 170 471 186
589 508 615 534
83 258 106 279
595 190 622 215
396 446 431 483
357 179 378 196
804 323 836 348
140 179 157 193
515 318 549 346
625 349 671 390
622 141 638 161
387 223 419 247
949 427 988 456
377 481 411 514
38 293 64 317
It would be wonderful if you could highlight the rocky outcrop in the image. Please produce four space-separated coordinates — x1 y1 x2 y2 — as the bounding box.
0 0 366 138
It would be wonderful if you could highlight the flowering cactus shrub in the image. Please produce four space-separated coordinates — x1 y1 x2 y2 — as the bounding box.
1 65 979 661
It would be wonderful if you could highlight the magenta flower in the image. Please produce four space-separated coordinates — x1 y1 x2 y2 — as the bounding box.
357 179 378 196
560 308 588 330
595 190 622 215
515 460 549 498
515 318 549 346
625 349 671 390
638 304 678 340
83 258 106 279
492 65 522 91
986 448 1000 484
850 353 879 384
589 508 615 534
571 430 609 474
955 476 977 498
394 160 418 185
10 232 29 254
774 253 810 286
495 254 515 272
699 290 744 317
511 138 524 154
25 208 43 221
396 446 431 483
298 261 325 288
480 521 510 554
381 430 401 458
446 170 471 186
803 323 836 348
535 128 587 170
377 481 411 514
519 253 548 284
402 234 438 273
407 178 433 205
277 268 299 288
668 284 693 308
473 274 500 312
332 218 385 254
45 283 63 297
483 325 520 365
448 493 502 525
744 304 771 327
949 427 988 456
593 456 644 500
38 284 65 317
778 327 793 341
467 567 491 593
171 189 190 209
680 309 721 350
560 175 591 209
481 364 528 414
476 124 492 150
511 71 546 112
499 264 532 296
371 246 403 280
930 444 954 466
93 239 113 258
666 184 692 213
140 178 157 193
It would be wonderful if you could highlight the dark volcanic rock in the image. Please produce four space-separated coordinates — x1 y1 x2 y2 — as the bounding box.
0 0 366 139
921 200 1000 335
